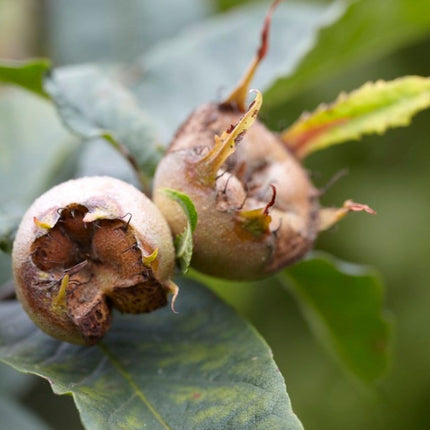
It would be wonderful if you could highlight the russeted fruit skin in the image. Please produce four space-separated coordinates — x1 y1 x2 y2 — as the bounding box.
12 176 175 345
153 103 320 280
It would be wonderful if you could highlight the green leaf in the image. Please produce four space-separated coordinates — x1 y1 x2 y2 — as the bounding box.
0 256 12 285
161 189 198 231
0 362 35 397
0 397 52 430
44 66 164 190
130 1 347 141
278 252 392 382
0 362 47 429
0 89 79 256
264 0 430 115
0 58 50 98
161 189 198 273
0 279 303 430
74 139 141 187
282 76 430 158
0 209 22 254
0 88 79 254
44 0 211 64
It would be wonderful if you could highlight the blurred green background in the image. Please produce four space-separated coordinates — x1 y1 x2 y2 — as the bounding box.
1 0 429 429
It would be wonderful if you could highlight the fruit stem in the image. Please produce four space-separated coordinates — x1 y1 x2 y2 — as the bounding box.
103 132 152 196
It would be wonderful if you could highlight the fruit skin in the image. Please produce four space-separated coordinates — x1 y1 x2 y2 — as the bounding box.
12 176 175 345
153 103 320 280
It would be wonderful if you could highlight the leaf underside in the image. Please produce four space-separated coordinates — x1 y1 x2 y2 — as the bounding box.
130 1 347 141
0 88 80 256
0 279 303 430
0 210 22 254
44 66 163 187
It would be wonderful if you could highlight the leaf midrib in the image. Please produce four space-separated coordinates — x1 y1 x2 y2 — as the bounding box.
98 342 172 430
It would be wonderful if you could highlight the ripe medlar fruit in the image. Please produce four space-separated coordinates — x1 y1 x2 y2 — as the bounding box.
12 176 176 345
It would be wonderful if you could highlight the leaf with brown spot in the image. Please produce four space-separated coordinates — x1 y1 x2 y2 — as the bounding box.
282 76 430 158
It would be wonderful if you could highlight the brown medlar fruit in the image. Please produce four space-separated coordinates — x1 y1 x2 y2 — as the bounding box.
12 176 176 345
153 3 374 280
153 92 320 279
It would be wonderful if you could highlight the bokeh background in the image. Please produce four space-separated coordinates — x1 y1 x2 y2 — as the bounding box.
1 0 429 429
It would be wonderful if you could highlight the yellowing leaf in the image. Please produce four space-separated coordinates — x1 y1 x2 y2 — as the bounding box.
282 76 430 158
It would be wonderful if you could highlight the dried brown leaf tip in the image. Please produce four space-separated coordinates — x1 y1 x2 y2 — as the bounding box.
153 0 374 280
12 177 176 345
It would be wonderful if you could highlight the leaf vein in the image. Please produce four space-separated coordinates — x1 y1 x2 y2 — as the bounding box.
99 342 171 430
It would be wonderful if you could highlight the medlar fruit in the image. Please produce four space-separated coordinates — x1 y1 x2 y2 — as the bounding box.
153 92 321 279
153 2 373 280
12 176 176 345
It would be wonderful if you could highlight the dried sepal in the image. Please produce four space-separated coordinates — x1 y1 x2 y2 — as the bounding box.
197 90 263 184
237 184 276 237
318 200 376 231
